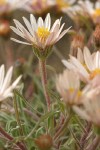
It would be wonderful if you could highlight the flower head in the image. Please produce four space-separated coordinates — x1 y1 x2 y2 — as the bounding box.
62 47 100 82
35 134 53 150
56 67 100 106
78 0 100 24
23 0 54 15
55 0 76 12
56 69 82 105
10 13 71 59
0 0 29 15
0 20 10 36
0 64 22 102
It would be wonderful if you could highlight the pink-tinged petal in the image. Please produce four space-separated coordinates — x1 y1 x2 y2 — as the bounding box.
13 19 34 41
21 28 33 42
70 56 89 78
49 24 60 43
55 23 65 39
50 19 60 32
13 19 27 32
84 47 93 71
45 32 55 46
10 26 25 38
23 17 34 36
56 26 72 42
11 38 32 45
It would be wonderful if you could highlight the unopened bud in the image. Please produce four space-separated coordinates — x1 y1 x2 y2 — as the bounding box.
35 134 53 150
93 24 100 48
70 34 84 57
0 20 10 36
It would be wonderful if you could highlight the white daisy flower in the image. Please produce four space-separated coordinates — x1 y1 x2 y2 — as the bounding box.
23 0 55 15
62 47 100 82
0 0 29 15
10 13 71 59
78 0 100 23
0 64 22 102
65 5 83 22
54 0 76 12
57 67 100 104
56 69 82 105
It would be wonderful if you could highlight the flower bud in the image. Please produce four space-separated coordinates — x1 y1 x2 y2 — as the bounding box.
35 134 53 150
0 20 10 36
70 34 84 57
93 24 100 48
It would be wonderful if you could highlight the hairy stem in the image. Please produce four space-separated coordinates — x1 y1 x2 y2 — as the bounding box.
86 135 100 150
53 115 70 142
0 126 25 150
80 123 92 149
13 94 27 149
39 59 51 111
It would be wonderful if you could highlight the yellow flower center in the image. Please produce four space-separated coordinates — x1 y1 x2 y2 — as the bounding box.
93 9 100 17
0 0 6 5
69 88 82 97
56 0 70 10
37 27 50 41
89 69 100 79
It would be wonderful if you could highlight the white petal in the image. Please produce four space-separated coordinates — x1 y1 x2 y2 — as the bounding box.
62 60 76 70
10 26 25 38
23 17 34 36
0 67 13 93
70 56 89 78
37 17 44 27
11 38 32 45
50 19 60 32
30 14 37 31
45 13 51 30
45 32 55 45
12 75 22 88
55 23 65 38
0 65 5 90
84 47 93 71
56 26 72 42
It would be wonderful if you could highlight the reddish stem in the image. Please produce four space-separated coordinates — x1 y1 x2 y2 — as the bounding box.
0 126 26 150
39 59 51 111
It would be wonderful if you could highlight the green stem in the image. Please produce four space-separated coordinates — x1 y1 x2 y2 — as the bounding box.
25 111 55 140
39 59 51 111
14 95 24 137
